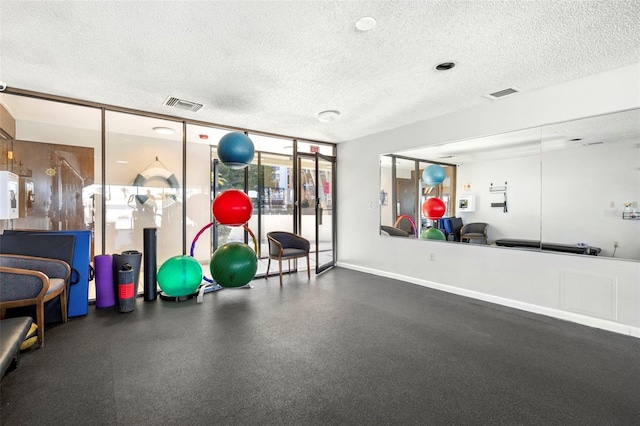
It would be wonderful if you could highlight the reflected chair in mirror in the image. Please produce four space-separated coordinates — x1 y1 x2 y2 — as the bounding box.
0 254 70 347
460 222 489 245
266 231 311 286
380 226 410 237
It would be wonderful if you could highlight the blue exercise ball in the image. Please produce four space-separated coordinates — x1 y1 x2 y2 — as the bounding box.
422 164 446 187
217 132 255 170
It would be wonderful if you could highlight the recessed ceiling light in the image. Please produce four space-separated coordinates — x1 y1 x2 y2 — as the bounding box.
317 110 340 122
116 160 128 164
435 62 456 71
153 126 176 135
356 17 376 31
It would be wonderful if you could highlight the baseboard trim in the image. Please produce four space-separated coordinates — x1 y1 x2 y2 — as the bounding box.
337 262 640 339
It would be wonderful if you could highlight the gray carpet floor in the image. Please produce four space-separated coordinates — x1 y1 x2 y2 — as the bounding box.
1 267 639 425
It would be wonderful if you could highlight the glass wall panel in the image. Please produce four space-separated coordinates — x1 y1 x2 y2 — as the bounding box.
245 133 295 260
258 152 294 258
0 94 101 254
248 133 294 156
186 125 229 267
104 112 183 268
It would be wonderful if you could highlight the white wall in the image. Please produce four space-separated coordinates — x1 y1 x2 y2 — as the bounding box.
338 63 640 337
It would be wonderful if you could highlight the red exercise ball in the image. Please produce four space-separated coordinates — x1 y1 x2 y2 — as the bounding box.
212 190 253 226
422 197 446 220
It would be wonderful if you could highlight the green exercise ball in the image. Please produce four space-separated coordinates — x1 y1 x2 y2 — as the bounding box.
157 255 203 297
420 227 446 240
210 242 257 288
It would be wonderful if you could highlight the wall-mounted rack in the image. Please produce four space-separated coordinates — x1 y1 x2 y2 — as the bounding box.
489 181 508 212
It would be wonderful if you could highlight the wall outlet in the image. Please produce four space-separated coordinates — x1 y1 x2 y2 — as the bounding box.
614 241 619 248
430 253 436 261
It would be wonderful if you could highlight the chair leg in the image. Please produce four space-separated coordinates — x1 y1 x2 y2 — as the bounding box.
266 258 271 276
278 258 283 286
60 290 68 323
306 255 310 279
36 302 45 347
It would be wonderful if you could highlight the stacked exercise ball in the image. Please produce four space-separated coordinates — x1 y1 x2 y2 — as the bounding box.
217 131 255 170
422 164 446 187
210 243 258 288
212 189 253 226
207 131 258 288
157 255 203 297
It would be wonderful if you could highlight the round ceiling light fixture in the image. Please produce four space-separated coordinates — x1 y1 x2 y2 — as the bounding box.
153 126 176 135
355 17 376 32
435 62 457 71
317 110 341 123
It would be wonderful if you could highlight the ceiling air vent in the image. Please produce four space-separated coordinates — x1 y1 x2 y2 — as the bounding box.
484 87 522 100
163 96 203 112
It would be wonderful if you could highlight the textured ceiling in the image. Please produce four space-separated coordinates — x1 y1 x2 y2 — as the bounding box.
1 1 639 143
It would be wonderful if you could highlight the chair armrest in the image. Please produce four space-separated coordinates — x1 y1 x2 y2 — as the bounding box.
267 235 284 256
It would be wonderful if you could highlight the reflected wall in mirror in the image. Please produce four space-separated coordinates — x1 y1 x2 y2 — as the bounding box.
380 108 640 261
541 109 640 260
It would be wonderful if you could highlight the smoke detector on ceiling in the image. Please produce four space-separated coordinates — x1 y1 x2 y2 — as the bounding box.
163 96 203 112
484 87 523 100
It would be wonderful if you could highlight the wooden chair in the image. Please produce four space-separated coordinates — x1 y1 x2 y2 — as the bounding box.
0 254 70 347
266 232 311 286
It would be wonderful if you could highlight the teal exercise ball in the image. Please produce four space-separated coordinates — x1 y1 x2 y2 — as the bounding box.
210 243 257 288
422 164 446 187
157 255 203 297
217 132 255 170
420 227 446 240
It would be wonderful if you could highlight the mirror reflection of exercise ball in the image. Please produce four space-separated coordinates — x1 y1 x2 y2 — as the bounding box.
422 197 446 220
218 132 255 170
421 227 446 240
422 164 446 187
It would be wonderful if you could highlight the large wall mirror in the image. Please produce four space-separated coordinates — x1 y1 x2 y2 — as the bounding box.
380 108 640 261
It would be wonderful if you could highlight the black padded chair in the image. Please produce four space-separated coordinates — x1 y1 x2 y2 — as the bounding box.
266 232 311 286
460 222 489 244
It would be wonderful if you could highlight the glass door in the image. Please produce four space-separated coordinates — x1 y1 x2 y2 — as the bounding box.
298 153 335 274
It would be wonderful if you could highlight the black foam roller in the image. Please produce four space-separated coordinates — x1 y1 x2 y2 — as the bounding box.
117 264 136 313
143 228 158 301
112 250 142 301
